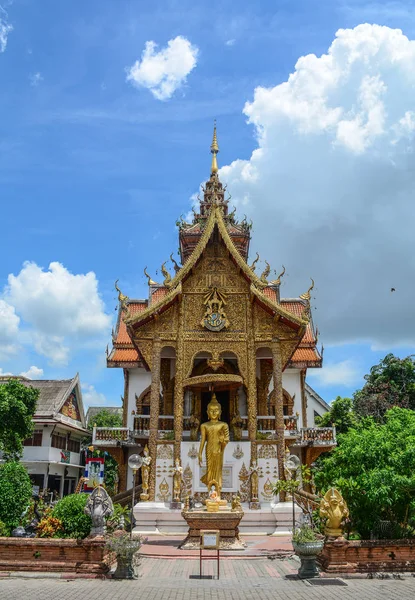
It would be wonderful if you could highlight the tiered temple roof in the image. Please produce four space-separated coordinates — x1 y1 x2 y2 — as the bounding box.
107 125 322 370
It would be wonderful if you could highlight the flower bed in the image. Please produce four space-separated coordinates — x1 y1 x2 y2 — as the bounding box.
0 537 109 575
319 538 415 573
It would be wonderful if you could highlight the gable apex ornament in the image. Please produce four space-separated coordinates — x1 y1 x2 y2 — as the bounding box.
201 287 229 332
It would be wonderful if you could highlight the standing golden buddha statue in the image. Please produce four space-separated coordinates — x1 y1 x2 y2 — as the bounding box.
198 393 230 496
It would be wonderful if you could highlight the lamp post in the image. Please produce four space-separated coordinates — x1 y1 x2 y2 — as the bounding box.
128 454 143 539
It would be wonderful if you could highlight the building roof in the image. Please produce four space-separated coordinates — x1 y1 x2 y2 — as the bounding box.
305 382 330 412
0 373 88 431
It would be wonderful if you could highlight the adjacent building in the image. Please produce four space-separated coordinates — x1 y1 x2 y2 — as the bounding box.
0 373 87 497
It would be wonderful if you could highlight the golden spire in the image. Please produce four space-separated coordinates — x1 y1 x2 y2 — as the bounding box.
300 278 315 301
210 120 219 174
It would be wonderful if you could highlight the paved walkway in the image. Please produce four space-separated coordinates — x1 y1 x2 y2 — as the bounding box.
141 534 293 557
2 556 415 600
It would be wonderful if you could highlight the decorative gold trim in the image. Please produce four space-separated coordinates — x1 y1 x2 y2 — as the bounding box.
183 373 243 388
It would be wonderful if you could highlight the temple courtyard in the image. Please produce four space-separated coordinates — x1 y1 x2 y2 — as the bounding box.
1 553 415 600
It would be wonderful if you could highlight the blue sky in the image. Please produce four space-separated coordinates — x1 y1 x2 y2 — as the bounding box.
1 0 415 407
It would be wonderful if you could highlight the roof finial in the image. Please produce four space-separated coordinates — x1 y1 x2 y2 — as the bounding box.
210 120 219 174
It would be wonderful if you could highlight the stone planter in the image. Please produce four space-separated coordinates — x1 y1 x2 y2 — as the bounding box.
292 540 324 578
113 555 136 579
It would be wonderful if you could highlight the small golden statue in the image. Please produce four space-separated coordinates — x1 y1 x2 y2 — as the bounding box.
231 410 244 441
198 393 230 497
172 458 183 503
249 460 260 507
189 413 200 442
231 493 242 512
319 488 349 538
206 482 220 513
140 445 151 502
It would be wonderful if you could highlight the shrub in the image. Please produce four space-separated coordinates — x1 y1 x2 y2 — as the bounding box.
52 493 91 539
292 524 320 544
105 530 146 559
36 516 63 538
0 461 32 531
0 519 10 537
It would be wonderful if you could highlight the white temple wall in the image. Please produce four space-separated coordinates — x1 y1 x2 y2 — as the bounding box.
305 387 328 427
126 367 152 430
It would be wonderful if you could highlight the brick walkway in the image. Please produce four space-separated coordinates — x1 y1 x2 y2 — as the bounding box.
1 556 415 600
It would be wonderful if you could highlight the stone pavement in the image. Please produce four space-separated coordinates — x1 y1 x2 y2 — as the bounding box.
1 556 415 600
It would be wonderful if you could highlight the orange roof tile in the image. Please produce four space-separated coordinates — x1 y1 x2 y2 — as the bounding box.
291 347 321 364
108 348 140 363
281 300 315 344
263 287 277 301
115 301 147 345
151 287 168 304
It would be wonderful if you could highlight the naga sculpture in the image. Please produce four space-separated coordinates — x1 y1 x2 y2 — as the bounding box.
319 488 349 538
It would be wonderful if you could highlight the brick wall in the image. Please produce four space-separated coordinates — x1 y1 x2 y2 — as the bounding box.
319 538 415 573
0 537 109 575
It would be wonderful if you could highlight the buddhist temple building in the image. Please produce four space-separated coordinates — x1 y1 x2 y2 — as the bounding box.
94 127 336 532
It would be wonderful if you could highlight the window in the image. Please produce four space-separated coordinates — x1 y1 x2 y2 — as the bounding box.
51 433 67 450
67 438 80 453
23 431 43 447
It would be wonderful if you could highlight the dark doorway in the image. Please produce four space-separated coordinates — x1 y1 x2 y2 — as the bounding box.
201 390 230 425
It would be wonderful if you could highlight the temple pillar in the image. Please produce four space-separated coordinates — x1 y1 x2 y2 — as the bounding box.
122 369 129 428
300 369 308 427
247 309 257 463
174 303 185 462
272 343 285 489
148 338 161 501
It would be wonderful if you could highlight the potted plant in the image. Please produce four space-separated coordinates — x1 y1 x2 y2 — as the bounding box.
106 530 146 579
292 523 324 578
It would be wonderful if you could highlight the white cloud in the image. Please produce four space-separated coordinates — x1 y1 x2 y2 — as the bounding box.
307 360 362 387
20 365 44 379
0 367 12 376
226 39 236 47
126 36 198 101
0 299 20 360
0 5 12 53
219 24 415 347
29 72 43 87
3 261 111 365
81 383 109 408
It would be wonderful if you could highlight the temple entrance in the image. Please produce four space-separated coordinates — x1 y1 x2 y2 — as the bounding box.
201 389 230 425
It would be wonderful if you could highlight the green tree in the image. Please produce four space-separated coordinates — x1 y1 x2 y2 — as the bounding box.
354 354 415 422
52 493 92 539
0 461 33 532
313 407 415 539
0 379 39 460
315 396 358 434
87 408 122 431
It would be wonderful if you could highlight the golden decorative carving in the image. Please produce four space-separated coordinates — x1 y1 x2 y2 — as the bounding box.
157 478 170 502
172 458 183 502
232 443 244 459
183 373 243 388
183 464 193 497
200 287 229 332
300 278 315 301
114 280 131 318
157 444 173 460
259 261 270 285
140 445 151 501
170 253 181 274
250 252 259 271
189 414 200 441
198 394 229 496
148 340 161 500
161 261 172 287
270 265 286 286
258 444 277 459
272 343 286 494
144 266 158 286
319 488 349 538
238 463 249 502
187 444 198 459
231 412 244 442
261 477 274 501
207 351 225 371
